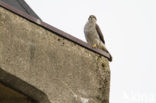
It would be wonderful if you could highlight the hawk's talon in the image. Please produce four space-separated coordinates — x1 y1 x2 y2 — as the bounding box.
92 44 97 48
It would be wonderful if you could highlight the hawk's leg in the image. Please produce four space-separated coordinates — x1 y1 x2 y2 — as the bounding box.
92 44 97 48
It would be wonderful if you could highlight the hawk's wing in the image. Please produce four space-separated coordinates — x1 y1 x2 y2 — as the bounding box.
96 24 105 44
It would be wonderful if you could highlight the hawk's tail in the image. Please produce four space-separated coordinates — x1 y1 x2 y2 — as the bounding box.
101 44 112 62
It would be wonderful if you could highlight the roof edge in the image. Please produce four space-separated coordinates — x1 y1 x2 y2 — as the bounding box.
0 0 111 61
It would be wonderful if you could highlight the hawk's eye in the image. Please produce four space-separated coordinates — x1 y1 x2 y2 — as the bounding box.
93 16 96 20
89 15 96 20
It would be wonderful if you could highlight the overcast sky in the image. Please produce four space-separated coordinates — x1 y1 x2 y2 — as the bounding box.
25 0 156 103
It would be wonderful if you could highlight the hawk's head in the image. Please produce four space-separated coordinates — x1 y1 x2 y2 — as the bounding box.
88 15 97 22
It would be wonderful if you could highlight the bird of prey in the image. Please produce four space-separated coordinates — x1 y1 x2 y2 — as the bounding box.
84 15 112 61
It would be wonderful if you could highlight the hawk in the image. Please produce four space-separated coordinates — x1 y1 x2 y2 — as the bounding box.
84 15 112 61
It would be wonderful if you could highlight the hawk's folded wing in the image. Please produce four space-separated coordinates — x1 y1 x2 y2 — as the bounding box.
96 24 105 44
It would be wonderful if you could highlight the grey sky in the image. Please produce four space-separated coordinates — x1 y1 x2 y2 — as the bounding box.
25 0 156 103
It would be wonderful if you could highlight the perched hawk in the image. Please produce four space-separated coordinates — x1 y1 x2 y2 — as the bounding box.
84 15 112 61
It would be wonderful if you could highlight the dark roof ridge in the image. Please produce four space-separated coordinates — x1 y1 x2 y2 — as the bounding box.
0 0 111 61
1 0 41 19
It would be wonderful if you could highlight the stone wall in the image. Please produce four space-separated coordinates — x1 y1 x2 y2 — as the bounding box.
0 7 110 103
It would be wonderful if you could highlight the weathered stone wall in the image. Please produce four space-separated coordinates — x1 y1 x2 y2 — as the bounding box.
0 7 110 103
